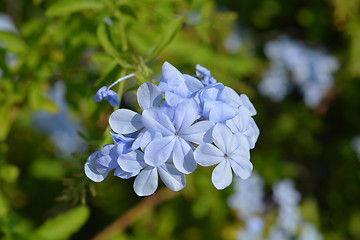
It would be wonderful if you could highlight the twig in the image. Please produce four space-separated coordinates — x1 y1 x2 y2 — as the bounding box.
91 188 181 240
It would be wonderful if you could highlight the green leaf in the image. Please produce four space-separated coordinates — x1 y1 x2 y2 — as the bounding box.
145 17 183 62
31 206 90 240
0 164 19 183
96 23 132 68
93 61 122 90
46 0 103 17
0 31 27 54
29 158 65 180
0 192 9 218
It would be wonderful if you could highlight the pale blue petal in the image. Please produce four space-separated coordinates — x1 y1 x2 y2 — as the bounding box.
95 144 118 174
141 131 162 150
211 159 233 190
84 151 108 182
199 83 224 102
203 101 237 123
164 91 187 106
225 106 251 133
173 99 199 132
172 138 197 174
92 86 107 102
133 166 158 196
131 129 145 150
111 133 135 145
144 136 176 167
109 109 143 134
96 155 115 174
227 132 251 155
114 167 139 179
142 107 175 135
229 155 253 179
158 163 186 191
161 61 185 86
174 82 190 98
240 94 257 116
244 118 260 149
107 90 120 107
220 86 242 108
194 143 224 166
160 102 175 121
132 129 161 151
137 82 162 110
183 74 204 93
212 123 233 153
180 121 214 144
117 150 147 173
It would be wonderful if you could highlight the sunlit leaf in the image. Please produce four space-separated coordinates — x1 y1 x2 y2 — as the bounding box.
145 17 183 62
46 0 103 17
96 23 131 68
0 31 27 54
31 205 90 240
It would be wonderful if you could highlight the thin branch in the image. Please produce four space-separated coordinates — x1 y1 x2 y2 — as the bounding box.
91 188 181 240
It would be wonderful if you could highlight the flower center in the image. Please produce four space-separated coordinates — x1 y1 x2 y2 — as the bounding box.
174 132 179 136
224 153 228 158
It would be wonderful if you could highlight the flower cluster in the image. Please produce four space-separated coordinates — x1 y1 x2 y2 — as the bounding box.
258 36 339 108
85 62 259 196
228 175 323 240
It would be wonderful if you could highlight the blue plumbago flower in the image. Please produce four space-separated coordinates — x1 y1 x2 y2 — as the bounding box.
298 223 323 240
259 36 338 108
194 124 252 189
93 73 135 107
85 62 258 196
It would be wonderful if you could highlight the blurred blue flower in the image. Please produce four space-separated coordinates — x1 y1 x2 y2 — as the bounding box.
259 36 339 108
271 179 301 237
298 223 323 240
34 81 87 157
228 172 265 219
237 216 264 240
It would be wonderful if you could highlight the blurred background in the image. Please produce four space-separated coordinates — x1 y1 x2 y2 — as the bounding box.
0 0 359 239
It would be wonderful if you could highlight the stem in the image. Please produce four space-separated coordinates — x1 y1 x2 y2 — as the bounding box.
108 73 135 90
91 188 180 240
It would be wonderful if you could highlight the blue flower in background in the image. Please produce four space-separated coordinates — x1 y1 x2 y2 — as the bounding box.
194 124 252 189
34 81 87 157
259 36 339 108
228 173 324 240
